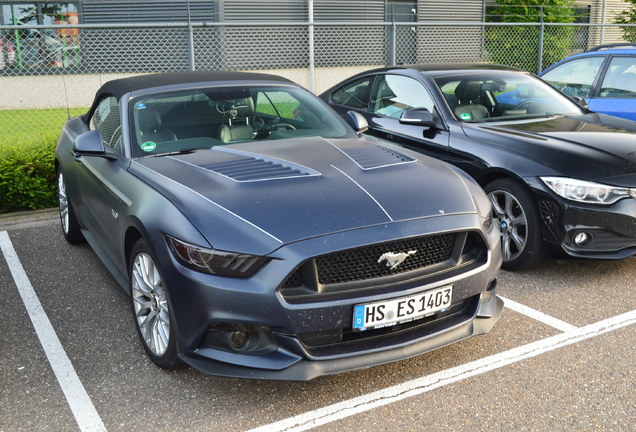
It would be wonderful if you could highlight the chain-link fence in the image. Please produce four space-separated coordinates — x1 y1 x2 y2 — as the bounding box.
1 20 634 146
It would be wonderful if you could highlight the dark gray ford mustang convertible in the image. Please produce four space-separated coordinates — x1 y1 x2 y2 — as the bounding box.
55 71 502 380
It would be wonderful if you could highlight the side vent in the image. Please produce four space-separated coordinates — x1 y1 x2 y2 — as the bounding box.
341 145 414 169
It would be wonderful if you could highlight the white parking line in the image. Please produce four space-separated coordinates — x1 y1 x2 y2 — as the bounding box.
500 296 578 332
0 231 107 432
247 309 636 432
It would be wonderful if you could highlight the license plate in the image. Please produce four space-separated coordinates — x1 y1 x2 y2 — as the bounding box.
353 285 453 331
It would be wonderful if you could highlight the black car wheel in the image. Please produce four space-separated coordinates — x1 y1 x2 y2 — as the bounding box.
485 179 543 270
129 238 184 370
57 168 84 244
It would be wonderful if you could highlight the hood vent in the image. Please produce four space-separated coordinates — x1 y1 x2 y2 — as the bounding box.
342 145 414 169
202 155 317 182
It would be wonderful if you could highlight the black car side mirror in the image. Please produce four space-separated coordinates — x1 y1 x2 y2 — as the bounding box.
73 130 117 159
400 108 437 128
346 111 369 134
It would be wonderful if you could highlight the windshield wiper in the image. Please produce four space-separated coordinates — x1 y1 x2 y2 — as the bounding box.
151 147 209 157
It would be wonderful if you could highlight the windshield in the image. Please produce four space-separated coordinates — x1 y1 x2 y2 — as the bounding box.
129 84 349 157
433 71 583 123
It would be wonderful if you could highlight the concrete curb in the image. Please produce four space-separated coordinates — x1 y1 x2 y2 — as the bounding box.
0 208 59 231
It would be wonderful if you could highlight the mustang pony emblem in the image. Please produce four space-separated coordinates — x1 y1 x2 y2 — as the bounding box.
377 250 418 269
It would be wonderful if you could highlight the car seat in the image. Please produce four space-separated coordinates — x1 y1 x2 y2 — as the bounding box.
218 97 255 143
454 81 490 121
138 108 177 142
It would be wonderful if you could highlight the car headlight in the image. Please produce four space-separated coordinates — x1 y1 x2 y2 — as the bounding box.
540 177 630 205
166 236 269 278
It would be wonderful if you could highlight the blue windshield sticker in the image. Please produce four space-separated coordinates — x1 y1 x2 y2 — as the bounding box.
136 103 146 110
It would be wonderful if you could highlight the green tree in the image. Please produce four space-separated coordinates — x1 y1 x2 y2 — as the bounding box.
486 0 576 72
614 0 636 42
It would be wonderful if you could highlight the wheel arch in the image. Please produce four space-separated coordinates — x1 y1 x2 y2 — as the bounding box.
124 226 144 277
476 168 529 190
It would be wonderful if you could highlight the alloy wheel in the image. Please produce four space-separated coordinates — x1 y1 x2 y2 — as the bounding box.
488 190 528 262
58 172 69 234
131 252 170 356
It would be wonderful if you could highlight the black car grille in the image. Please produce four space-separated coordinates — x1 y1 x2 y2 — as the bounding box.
316 233 454 285
280 231 487 303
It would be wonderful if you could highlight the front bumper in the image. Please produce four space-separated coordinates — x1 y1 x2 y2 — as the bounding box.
154 213 502 380
526 177 636 259
182 293 503 381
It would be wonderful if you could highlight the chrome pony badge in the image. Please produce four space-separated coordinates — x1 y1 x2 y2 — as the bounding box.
378 250 417 270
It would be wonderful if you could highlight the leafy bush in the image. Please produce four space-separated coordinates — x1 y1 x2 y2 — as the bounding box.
0 139 58 213
0 107 87 213
614 0 636 42
486 0 576 72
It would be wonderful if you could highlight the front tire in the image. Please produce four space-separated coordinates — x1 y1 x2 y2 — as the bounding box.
485 178 543 270
57 168 84 244
129 239 184 370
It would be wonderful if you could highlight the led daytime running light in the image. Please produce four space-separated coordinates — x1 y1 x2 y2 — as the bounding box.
541 177 630 205
166 236 268 278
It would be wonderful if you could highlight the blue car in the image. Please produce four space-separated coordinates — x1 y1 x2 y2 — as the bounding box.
55 71 502 380
540 43 636 121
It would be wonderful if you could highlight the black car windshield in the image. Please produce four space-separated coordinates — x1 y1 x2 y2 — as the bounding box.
130 84 349 157
433 72 583 123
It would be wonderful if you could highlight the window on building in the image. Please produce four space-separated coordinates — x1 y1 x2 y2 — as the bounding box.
1 2 79 70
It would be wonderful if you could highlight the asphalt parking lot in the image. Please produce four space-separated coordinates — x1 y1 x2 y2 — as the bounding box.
1 211 635 432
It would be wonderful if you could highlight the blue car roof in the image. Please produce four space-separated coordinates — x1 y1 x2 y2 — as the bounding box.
541 44 636 74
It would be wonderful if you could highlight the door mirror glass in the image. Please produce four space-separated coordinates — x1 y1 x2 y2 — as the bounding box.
74 130 106 155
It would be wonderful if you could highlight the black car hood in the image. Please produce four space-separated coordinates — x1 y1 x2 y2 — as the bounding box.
462 113 636 185
130 136 477 254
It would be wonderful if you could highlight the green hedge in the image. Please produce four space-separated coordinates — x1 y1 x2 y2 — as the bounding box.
0 139 58 213
0 107 88 214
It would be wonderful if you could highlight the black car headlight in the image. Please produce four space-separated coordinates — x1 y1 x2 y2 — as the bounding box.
166 236 269 278
541 177 631 205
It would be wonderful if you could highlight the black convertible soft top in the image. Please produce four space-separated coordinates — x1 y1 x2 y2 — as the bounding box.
95 70 293 100
85 70 295 121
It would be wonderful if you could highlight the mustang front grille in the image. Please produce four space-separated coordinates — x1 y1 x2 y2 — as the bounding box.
316 233 455 285
280 231 487 303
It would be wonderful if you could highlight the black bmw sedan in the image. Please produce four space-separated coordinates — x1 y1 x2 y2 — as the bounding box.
321 64 636 270
55 71 501 380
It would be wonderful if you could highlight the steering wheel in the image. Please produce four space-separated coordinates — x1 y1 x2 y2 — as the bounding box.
272 123 296 131
514 99 545 114
514 100 541 111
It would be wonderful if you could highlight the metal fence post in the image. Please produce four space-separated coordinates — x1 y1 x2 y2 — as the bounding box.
390 22 396 66
187 1 196 71
600 0 607 45
308 0 315 93
537 7 544 74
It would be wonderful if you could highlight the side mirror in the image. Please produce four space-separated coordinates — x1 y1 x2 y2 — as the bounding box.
571 96 589 110
345 111 369 134
73 130 118 160
74 130 106 155
399 108 436 127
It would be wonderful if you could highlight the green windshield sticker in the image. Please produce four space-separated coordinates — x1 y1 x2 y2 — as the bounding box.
141 141 157 152
459 112 472 120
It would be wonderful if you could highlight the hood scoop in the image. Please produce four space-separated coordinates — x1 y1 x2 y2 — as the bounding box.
201 147 320 182
341 145 415 169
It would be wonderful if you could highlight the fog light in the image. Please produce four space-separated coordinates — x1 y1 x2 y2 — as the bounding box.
574 232 589 245
229 331 248 349
480 291 492 303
